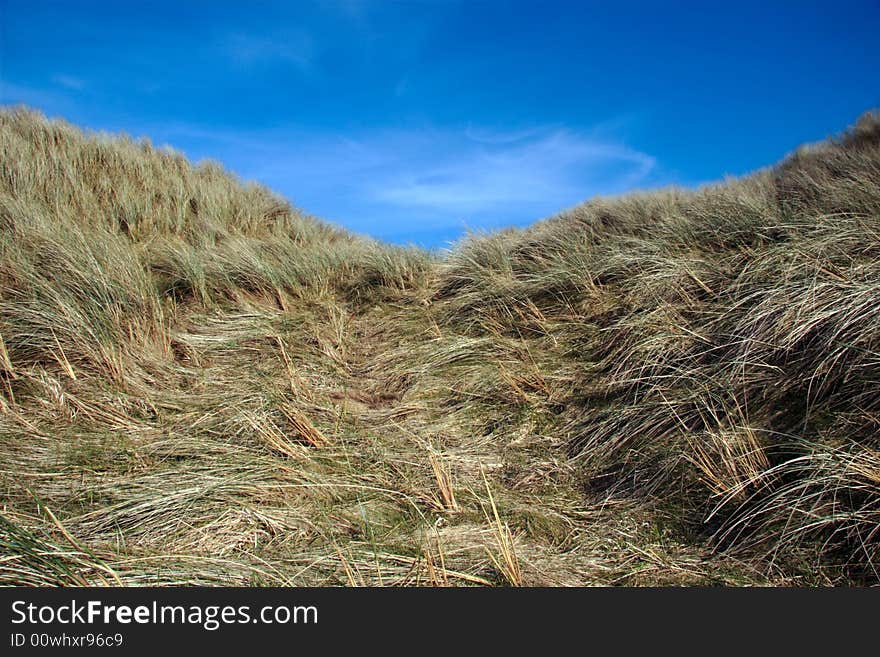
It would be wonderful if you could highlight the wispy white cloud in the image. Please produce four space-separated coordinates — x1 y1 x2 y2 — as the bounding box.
127 119 660 243
51 74 85 91
463 124 548 145
223 31 315 72
364 127 656 213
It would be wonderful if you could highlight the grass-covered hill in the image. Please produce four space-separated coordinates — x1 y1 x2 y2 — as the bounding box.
1 107 878 585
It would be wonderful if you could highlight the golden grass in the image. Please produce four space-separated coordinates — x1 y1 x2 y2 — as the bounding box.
1 106 879 586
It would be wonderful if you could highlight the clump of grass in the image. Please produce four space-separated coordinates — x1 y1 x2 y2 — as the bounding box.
482 469 523 586
0 513 102 586
428 448 459 513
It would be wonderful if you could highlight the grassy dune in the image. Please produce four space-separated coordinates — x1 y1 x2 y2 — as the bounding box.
1 107 878 585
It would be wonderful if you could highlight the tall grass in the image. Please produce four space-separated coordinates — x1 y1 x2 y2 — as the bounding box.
2 106 878 585
434 111 880 580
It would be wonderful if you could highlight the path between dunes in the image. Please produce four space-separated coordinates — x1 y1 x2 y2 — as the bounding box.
133 299 757 585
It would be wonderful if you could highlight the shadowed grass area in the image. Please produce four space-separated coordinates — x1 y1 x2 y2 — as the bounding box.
1 107 878 586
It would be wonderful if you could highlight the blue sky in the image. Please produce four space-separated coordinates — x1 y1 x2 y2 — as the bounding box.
1 1 879 246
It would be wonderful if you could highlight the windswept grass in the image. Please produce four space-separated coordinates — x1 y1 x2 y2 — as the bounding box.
1 106 878 586
432 111 880 582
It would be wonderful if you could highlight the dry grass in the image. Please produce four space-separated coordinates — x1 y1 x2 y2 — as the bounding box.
481 469 523 586
1 106 879 586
